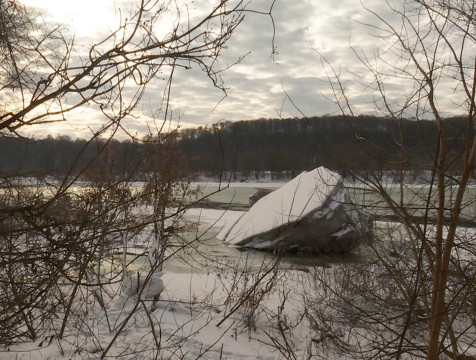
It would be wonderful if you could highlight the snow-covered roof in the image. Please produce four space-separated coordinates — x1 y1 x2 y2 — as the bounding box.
217 167 341 245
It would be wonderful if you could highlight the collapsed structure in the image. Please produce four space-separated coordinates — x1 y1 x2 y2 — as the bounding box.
217 167 372 254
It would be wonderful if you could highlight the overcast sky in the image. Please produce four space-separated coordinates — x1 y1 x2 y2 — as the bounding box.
20 0 414 138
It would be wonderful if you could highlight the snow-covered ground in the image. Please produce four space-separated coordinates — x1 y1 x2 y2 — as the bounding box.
2 269 314 359
3 178 476 360
0 178 353 360
0 200 315 360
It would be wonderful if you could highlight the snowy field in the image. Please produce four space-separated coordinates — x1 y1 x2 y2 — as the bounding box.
2 179 476 359
3 269 315 359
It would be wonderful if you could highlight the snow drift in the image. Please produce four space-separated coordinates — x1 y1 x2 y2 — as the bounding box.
217 167 372 253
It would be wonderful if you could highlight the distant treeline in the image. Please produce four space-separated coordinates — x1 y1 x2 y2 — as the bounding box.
0 115 470 179
181 115 469 178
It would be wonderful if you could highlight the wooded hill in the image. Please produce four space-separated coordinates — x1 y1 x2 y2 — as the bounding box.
0 115 470 179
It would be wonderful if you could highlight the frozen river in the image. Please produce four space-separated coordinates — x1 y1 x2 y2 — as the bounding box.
123 181 476 274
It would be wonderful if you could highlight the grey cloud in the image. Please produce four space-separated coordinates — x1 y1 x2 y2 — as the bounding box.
29 0 434 138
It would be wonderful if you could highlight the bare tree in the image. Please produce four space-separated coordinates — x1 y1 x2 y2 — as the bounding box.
0 0 261 135
304 1 476 359
0 0 277 356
